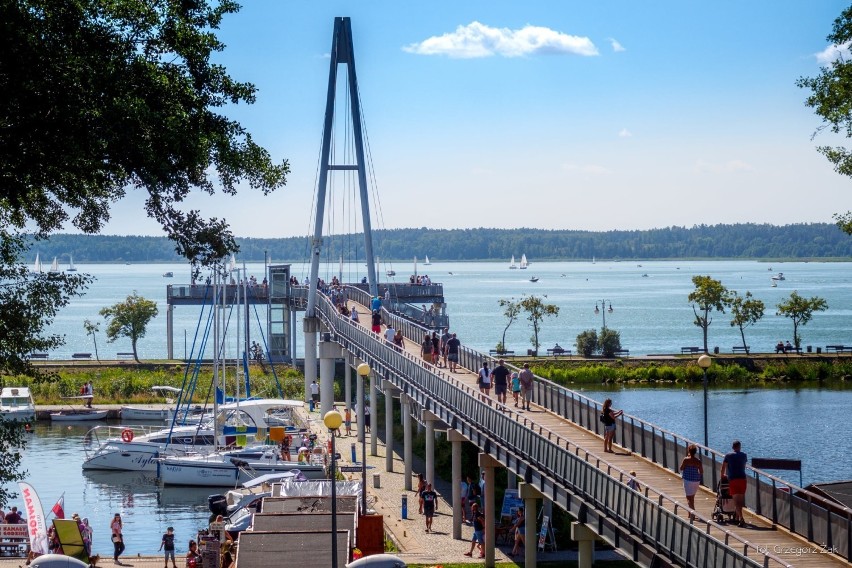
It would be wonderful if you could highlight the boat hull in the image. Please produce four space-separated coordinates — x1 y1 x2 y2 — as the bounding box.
159 456 325 487
51 410 108 421
120 406 172 421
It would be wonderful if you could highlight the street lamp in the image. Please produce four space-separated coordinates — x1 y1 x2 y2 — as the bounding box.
697 355 712 448
356 363 371 516
594 300 614 330
323 408 344 568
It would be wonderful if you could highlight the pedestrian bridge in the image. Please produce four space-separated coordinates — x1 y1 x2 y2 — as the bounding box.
293 284 851 568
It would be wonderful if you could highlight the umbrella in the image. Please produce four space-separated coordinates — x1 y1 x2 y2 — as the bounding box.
298 446 308 452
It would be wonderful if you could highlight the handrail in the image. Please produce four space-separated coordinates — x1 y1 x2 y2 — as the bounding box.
311 292 793 568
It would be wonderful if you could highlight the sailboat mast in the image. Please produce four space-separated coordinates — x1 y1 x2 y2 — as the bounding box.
212 269 220 452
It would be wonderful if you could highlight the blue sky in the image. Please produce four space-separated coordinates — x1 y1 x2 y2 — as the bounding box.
103 1 852 239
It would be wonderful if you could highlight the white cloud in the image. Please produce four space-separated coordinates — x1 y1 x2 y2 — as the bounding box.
618 128 632 138
694 160 754 174
403 21 599 59
562 163 611 175
816 41 851 65
609 38 626 53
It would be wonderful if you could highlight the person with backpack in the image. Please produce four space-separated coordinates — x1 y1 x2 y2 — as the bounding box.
477 362 492 398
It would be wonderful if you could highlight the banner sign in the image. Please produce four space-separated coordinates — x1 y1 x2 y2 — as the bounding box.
18 482 49 555
500 488 524 519
537 515 550 551
0 524 28 539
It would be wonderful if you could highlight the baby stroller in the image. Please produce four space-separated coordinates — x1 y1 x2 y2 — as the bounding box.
712 477 737 523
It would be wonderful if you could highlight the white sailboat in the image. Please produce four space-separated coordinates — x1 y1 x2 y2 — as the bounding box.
509 255 517 269
33 253 43 273
67 255 77 272
519 254 528 269
424 255 431 265
49 257 60 273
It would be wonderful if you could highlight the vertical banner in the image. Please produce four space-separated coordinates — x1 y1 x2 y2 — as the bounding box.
18 482 49 555
537 515 550 551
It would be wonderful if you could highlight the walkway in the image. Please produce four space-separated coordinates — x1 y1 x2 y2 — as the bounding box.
344 298 852 568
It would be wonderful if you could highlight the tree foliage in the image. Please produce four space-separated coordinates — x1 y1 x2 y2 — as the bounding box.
575 329 598 358
798 5 852 234
497 298 521 352
728 291 765 354
100 293 159 362
83 319 101 362
776 291 828 349
518 295 559 353
0 419 28 509
688 275 729 354
599 328 623 358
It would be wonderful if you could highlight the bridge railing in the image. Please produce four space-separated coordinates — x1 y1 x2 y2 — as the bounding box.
312 293 792 568
336 286 851 562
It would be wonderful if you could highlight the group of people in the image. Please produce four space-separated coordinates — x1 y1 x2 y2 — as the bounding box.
79 381 94 408
475 361 534 410
419 328 461 372
409 274 433 285
414 475 439 533
775 340 795 353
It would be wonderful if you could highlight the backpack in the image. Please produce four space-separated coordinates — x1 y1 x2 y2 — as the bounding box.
599 413 606 423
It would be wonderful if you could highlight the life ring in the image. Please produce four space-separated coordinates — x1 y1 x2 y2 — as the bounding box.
121 429 134 443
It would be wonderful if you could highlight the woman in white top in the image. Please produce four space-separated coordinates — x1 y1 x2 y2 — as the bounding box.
477 362 492 397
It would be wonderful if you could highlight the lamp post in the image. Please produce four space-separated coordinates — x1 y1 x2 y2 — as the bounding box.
356 363 371 516
594 300 614 330
697 355 712 448
323 408 343 568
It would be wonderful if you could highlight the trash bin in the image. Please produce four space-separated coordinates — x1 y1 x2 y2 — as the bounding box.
401 494 408 519
713 346 719 355
807 345 813 353
373 473 381 488
817 347 822 354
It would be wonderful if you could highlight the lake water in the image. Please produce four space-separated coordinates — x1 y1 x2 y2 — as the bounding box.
44 259 852 358
7 259 851 553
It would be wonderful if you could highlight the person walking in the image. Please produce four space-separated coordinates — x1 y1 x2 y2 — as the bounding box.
463 502 485 558
477 361 492 397
421 334 433 365
309 380 319 408
518 363 534 410
440 328 450 368
680 444 704 511
721 440 748 527
511 371 522 407
491 359 511 407
363 404 371 433
416 473 427 514
371 310 382 334
510 506 525 557
601 398 623 453
393 329 405 352
384 325 396 345
446 333 461 372
431 332 441 367
159 526 177 568
421 482 438 533
110 513 125 564
460 476 469 524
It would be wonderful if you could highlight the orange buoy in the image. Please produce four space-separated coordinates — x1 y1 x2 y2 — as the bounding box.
121 428 134 443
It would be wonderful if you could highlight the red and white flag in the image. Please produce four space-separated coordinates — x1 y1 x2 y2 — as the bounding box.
50 495 65 519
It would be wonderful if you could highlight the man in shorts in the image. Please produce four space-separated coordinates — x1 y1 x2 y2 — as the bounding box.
518 363 534 411
421 482 438 532
446 333 461 372
721 440 748 527
440 328 451 367
490 359 511 407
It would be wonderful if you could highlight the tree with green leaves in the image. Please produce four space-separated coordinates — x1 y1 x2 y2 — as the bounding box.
798 5 852 235
83 319 101 362
688 275 730 354
497 298 521 354
776 291 828 349
518 295 559 354
100 293 159 362
599 328 623 358
0 0 288 376
575 329 598 358
0 420 28 509
728 291 765 354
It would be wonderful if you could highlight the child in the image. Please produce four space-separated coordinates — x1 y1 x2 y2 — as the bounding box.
511 372 521 407
186 540 201 568
159 526 177 568
627 470 640 491
344 408 352 436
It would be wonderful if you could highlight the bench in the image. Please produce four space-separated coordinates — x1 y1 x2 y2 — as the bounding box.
732 346 750 354
72 352 92 359
546 348 571 357
614 349 629 357
488 349 515 357
681 347 700 354
117 352 135 359
29 353 49 359
825 345 852 353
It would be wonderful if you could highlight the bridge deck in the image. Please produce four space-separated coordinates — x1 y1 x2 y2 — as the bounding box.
347 299 850 568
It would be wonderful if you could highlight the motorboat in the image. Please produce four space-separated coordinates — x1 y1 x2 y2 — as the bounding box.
158 447 326 487
385 270 396 277
82 398 304 472
51 409 108 421
120 386 187 421
0 387 36 421
163 271 174 278
771 272 785 281
529 276 539 283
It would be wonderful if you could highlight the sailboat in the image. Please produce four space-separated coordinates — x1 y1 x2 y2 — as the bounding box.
519 254 528 270
509 255 517 269
49 257 60 273
33 253 43 273
67 255 77 272
424 255 431 266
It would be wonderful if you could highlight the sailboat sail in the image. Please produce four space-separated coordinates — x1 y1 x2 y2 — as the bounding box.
49 257 59 273
33 253 42 273
519 254 528 269
509 255 517 269
67 255 77 272
424 255 431 265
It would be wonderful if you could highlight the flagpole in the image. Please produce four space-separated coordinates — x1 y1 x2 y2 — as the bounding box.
48 492 65 520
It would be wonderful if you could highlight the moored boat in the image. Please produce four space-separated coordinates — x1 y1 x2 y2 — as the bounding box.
0 387 36 421
120 386 187 421
51 409 109 421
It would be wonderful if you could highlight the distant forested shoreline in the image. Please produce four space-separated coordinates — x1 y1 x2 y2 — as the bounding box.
26 223 852 263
